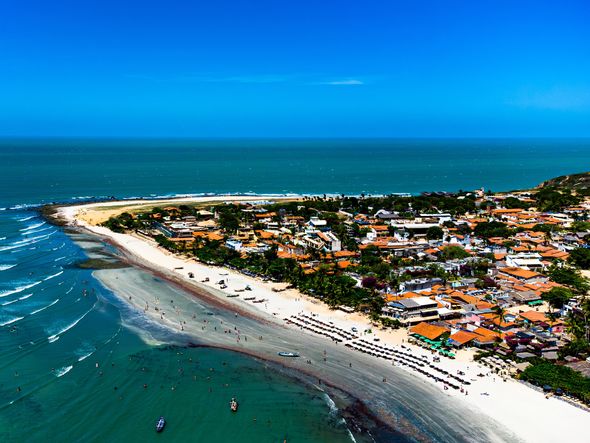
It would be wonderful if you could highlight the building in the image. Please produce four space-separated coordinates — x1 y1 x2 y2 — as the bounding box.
384 296 440 325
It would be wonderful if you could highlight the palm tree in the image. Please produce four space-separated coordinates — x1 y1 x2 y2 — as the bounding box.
492 305 507 328
565 313 586 341
544 230 552 246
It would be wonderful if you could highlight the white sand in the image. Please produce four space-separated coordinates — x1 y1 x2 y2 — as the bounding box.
58 199 590 443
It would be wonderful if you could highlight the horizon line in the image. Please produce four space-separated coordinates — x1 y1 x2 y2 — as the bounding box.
1 135 590 140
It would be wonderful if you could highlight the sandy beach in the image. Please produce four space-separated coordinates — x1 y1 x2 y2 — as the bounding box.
55 198 590 443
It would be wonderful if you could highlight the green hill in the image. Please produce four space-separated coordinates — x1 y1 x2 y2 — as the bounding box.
537 172 590 195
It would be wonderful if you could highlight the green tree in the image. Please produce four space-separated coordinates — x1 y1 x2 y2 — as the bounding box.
439 245 470 261
474 221 512 239
503 197 531 209
426 226 444 240
491 305 506 326
547 265 590 295
542 286 573 312
569 248 590 270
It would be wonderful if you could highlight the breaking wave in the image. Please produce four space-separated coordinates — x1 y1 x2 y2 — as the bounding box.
47 306 94 342
0 316 24 327
19 222 45 232
54 365 73 377
43 270 64 281
30 299 59 316
16 215 36 222
0 231 56 252
0 264 16 271
0 280 42 298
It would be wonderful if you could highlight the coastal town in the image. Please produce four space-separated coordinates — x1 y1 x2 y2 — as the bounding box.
95 179 590 409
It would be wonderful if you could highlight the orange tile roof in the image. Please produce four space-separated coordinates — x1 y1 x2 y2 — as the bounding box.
410 322 449 340
255 230 275 239
333 250 359 258
336 260 356 269
277 251 310 261
449 330 479 345
472 327 501 343
499 267 542 280
493 208 524 214
520 311 549 323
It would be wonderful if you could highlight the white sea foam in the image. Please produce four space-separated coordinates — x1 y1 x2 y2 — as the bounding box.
24 226 53 235
19 222 45 232
0 236 6 241
323 393 339 415
346 429 358 443
54 365 73 377
65 285 75 294
0 264 16 271
75 344 95 362
54 256 67 262
0 316 24 327
18 293 33 301
0 231 55 252
1 299 19 306
0 280 42 298
43 270 64 281
47 306 93 342
30 299 59 315
16 215 35 222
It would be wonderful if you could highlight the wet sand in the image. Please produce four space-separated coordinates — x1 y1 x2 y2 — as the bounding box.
68 234 516 443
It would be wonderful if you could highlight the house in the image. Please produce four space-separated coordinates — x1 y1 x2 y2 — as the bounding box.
316 231 342 252
497 267 545 283
447 330 479 348
384 296 440 325
505 253 544 270
308 217 327 228
410 322 449 341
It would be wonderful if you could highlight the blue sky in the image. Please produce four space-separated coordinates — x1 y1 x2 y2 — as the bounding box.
1 0 589 137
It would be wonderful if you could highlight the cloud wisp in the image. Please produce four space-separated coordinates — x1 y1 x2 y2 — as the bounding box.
127 73 367 86
316 79 365 86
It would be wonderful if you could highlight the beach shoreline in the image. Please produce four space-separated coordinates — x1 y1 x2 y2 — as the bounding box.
49 198 590 443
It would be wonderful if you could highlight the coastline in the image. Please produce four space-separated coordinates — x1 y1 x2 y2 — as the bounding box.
54 198 590 443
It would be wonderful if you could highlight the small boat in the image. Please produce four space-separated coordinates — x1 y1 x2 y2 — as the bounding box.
156 416 166 432
230 397 239 412
278 352 300 358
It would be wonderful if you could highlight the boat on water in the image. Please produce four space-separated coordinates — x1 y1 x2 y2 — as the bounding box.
230 397 239 412
156 416 166 432
277 352 300 357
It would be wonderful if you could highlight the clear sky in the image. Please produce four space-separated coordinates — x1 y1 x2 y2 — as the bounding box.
1 0 589 137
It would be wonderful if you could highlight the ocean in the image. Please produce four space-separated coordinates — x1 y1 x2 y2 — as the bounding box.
1 138 589 208
0 137 588 442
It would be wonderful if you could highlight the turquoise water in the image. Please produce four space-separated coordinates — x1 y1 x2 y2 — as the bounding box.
0 138 588 442
0 215 365 442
